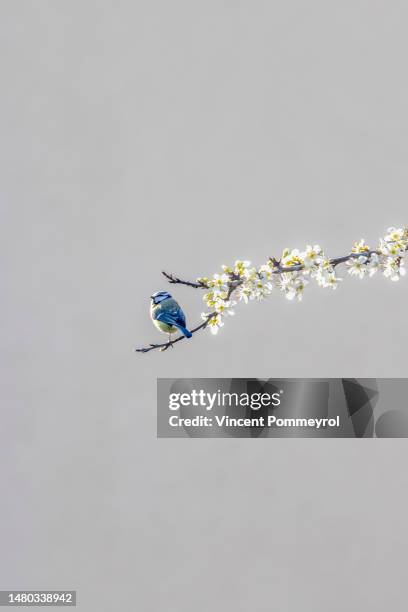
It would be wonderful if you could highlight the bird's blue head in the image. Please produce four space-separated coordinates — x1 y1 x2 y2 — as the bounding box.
151 291 172 305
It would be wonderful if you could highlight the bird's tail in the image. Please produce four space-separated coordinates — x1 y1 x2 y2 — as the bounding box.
175 324 192 339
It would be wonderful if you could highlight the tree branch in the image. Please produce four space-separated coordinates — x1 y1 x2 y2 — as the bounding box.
161 271 208 289
134 312 216 353
135 237 407 354
269 250 381 273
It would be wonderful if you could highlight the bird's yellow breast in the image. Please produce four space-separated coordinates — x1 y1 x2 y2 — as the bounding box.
150 302 177 334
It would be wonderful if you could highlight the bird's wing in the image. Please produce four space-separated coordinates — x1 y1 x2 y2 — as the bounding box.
155 310 183 328
156 299 186 327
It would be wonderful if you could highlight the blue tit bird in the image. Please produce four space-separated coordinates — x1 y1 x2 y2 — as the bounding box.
150 291 192 344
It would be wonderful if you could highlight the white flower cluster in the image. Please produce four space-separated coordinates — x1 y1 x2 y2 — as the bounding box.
198 227 407 334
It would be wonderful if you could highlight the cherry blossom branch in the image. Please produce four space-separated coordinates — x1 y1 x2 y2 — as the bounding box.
135 255 375 354
162 250 393 285
135 227 407 354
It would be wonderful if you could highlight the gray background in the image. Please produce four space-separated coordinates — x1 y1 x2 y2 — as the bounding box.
1 1 408 610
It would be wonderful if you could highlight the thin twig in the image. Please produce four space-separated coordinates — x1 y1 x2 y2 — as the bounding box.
134 312 216 353
162 271 208 289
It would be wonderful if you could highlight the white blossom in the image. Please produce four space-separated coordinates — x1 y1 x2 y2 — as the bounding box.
367 252 380 276
324 272 342 289
384 227 406 243
236 284 252 303
314 267 342 289
281 248 303 268
277 272 308 301
351 239 370 254
347 255 368 279
383 258 406 281
379 240 405 258
234 260 251 278
301 244 323 269
208 273 230 292
214 298 236 316
202 312 224 335
251 279 273 301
